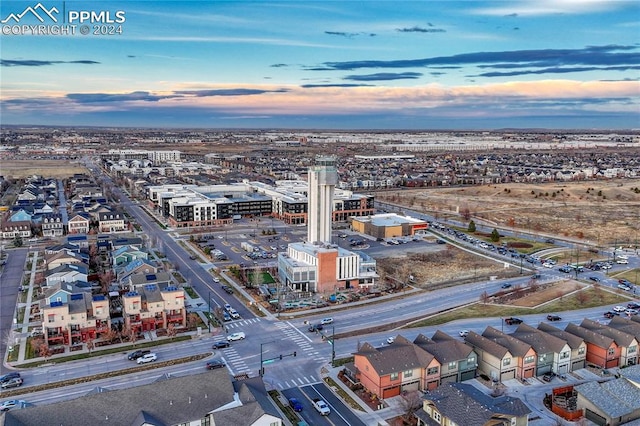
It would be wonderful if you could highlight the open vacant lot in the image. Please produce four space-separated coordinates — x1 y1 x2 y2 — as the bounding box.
1 160 87 179
379 179 640 247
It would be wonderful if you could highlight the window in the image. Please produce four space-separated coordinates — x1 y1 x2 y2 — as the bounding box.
404 370 413 378
539 354 548 363
524 355 535 364
448 361 457 370
629 346 637 354
433 411 441 423
503 358 511 367
467 356 475 364
390 372 399 381
608 347 615 356
578 347 586 355
560 351 570 360
427 366 439 375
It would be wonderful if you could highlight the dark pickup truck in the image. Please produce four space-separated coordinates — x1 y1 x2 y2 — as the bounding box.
504 317 523 325
127 349 151 361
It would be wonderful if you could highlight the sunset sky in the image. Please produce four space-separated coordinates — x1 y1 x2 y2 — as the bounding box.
1 0 639 129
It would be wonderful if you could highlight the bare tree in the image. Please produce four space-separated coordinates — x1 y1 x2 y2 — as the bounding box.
99 270 115 294
400 390 423 423
166 323 177 340
479 290 490 304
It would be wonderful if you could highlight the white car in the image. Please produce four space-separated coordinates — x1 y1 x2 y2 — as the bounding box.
459 330 469 337
136 353 157 364
613 305 627 312
616 259 628 264
386 336 395 344
212 277 220 283
0 400 26 412
227 332 246 341
625 309 638 316
618 284 631 291
320 317 334 325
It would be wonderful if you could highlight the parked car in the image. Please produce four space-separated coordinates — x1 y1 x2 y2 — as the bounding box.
212 277 220 283
136 353 158 364
613 305 627 312
0 372 20 384
627 302 640 309
504 317 523 325
0 400 26 412
625 309 638 316
320 317 334 325
0 378 23 389
127 349 151 361
542 372 555 382
206 360 226 370
288 397 304 412
386 336 395 344
212 341 230 349
221 286 234 294
546 315 561 321
618 284 632 291
227 332 246 341
501 283 512 289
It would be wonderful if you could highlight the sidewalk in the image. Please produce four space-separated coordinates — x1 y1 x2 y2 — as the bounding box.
322 364 408 426
12 251 39 366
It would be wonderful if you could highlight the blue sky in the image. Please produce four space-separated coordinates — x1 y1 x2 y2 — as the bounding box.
1 0 639 129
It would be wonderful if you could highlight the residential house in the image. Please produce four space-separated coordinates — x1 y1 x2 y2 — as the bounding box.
464 331 516 382
98 210 127 233
115 258 158 281
2 368 282 426
111 236 144 250
67 213 90 234
512 323 573 376
45 250 88 270
538 322 588 371
413 331 478 385
121 284 186 333
126 271 172 291
45 263 88 287
66 234 89 248
578 318 638 367
415 382 531 426
9 208 32 222
44 242 81 256
565 323 620 369
1 219 32 239
482 327 538 380
41 213 64 237
112 245 149 267
574 364 640 426
353 335 440 398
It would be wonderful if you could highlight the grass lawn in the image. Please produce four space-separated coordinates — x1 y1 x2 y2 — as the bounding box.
248 271 276 285
409 286 630 328
612 268 639 285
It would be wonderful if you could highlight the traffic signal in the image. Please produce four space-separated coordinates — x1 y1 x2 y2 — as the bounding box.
293 351 296 357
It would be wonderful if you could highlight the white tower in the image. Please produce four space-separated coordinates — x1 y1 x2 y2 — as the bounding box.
307 155 337 244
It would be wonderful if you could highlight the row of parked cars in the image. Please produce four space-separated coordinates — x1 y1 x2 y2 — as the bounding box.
0 372 22 390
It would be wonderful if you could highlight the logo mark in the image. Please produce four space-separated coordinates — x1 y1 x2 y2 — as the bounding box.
1 2 59 24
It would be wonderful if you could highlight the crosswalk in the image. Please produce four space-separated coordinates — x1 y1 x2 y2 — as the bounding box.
276 322 326 363
210 337 252 376
225 317 262 329
274 375 320 390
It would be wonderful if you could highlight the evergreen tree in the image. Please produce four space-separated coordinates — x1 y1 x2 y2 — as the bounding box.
468 220 476 233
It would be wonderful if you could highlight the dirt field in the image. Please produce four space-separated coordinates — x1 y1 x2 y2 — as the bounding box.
378 179 640 246
1 160 87 179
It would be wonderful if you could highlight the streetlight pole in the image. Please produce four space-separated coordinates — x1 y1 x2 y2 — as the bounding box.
208 291 211 333
331 326 335 367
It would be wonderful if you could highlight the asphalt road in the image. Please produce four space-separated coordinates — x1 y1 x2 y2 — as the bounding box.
0 248 28 375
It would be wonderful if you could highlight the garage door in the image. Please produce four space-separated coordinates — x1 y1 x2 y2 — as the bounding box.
572 360 585 370
558 364 569 374
501 369 515 381
460 370 475 381
382 386 400 399
401 381 420 392
585 408 607 426
440 374 457 384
